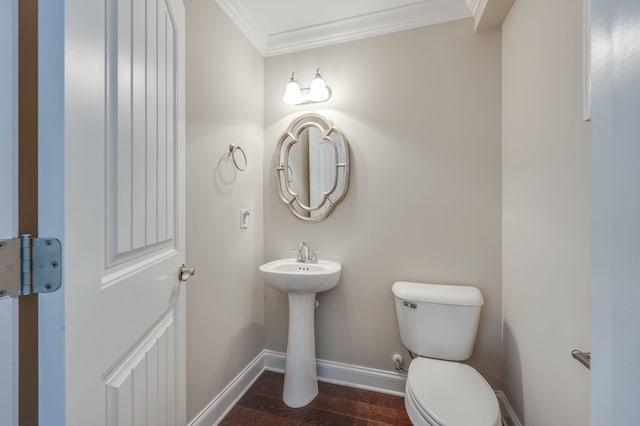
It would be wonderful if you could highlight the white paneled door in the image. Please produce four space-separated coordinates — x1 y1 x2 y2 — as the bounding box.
0 0 18 425
38 0 187 425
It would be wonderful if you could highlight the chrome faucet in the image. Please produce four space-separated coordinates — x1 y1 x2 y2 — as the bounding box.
296 241 319 263
297 241 310 263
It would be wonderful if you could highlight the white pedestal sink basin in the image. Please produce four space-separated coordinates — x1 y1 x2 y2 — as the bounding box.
259 258 341 408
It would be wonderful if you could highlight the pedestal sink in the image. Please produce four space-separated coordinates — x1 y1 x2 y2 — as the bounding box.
259 258 341 408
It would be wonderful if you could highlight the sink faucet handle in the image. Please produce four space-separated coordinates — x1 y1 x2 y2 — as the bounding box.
309 249 322 263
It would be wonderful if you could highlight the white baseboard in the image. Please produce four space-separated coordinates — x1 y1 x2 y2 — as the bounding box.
187 351 265 426
495 390 523 426
189 349 521 426
263 350 407 396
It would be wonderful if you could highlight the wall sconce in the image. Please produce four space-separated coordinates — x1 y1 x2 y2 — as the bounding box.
282 68 332 105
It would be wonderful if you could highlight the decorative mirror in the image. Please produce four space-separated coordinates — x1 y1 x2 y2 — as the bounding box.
275 113 350 222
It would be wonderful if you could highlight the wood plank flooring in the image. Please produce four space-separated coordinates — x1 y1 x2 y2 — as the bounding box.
220 371 412 425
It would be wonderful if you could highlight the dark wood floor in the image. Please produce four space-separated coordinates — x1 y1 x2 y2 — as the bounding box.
221 371 412 425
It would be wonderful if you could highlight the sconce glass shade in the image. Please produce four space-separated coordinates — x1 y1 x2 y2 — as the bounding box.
283 69 332 105
308 69 329 102
283 74 303 105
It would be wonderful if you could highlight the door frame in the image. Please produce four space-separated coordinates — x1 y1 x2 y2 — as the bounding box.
0 0 19 425
591 0 640 423
37 0 65 422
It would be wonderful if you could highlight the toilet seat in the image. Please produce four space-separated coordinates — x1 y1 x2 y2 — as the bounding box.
405 357 501 426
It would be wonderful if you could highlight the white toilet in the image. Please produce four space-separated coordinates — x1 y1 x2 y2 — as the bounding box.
392 281 501 426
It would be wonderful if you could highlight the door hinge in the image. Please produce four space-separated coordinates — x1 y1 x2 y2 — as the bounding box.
0 235 62 298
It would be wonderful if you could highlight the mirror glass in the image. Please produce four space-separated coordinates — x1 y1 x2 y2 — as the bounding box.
275 113 350 222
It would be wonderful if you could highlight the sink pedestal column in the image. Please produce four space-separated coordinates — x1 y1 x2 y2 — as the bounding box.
283 293 318 408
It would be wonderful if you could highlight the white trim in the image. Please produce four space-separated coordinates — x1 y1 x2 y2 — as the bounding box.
0 299 18 426
213 0 268 54
265 0 471 56
0 0 18 420
582 0 591 121
495 390 523 426
261 349 285 371
466 0 482 15
263 350 407 396
188 351 265 426
103 312 174 385
215 0 471 57
471 0 514 31
37 0 66 422
101 247 177 289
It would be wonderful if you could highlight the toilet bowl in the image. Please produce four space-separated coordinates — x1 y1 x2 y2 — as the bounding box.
404 357 501 426
392 281 501 426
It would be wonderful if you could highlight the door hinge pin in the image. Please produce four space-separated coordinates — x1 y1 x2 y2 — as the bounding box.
21 235 32 296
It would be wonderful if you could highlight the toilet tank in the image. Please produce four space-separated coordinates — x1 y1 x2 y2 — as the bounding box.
392 281 484 361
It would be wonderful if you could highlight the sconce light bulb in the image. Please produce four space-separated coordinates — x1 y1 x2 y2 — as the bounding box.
308 68 330 102
282 73 303 105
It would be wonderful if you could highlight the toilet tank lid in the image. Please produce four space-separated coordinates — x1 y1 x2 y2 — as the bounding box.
392 281 484 306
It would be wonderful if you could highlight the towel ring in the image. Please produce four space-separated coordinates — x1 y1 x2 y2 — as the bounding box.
229 144 247 172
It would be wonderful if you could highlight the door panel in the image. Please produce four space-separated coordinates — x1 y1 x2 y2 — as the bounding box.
101 254 179 372
103 0 183 420
108 0 178 265
103 0 181 376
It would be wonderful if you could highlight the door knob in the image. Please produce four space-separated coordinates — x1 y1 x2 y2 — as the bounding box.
179 264 195 282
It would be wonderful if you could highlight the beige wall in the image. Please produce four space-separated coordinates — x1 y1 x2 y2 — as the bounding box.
502 0 591 423
263 19 503 384
185 0 264 422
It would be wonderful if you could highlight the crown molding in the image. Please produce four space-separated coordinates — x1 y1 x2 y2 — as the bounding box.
265 0 472 56
466 0 482 16
214 0 268 53
473 0 514 31
215 0 472 57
